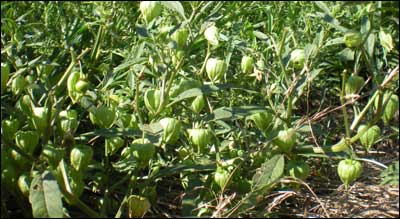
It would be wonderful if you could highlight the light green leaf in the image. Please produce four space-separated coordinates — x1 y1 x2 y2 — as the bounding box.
251 154 284 192
161 1 186 20
29 171 63 218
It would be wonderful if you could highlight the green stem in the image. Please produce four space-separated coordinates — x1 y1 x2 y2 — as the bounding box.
340 70 351 138
135 67 145 125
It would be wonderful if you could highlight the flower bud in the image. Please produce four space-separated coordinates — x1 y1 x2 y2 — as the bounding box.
290 49 305 70
204 25 219 46
159 117 181 144
206 58 226 83
344 30 363 48
140 1 162 23
273 128 297 153
241 56 254 74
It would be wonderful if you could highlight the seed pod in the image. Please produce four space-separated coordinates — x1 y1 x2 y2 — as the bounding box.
11 75 27 96
1 63 10 94
140 1 162 23
273 128 297 153
127 195 151 218
188 129 212 152
171 28 189 50
2 118 20 142
290 49 305 70
130 141 155 167
206 58 227 83
17 95 33 116
15 130 40 155
247 111 273 132
337 159 362 189
357 124 381 151
214 167 230 189
204 25 219 46
191 95 205 114
375 93 399 125
42 144 66 167
18 173 32 198
344 30 363 48
241 56 254 74
379 29 394 52
105 137 124 155
75 80 89 93
287 160 310 180
58 110 79 137
159 117 181 144
89 105 116 128
70 145 93 173
144 89 165 114
345 75 364 96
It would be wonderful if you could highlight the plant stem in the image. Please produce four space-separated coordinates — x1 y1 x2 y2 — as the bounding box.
340 70 351 138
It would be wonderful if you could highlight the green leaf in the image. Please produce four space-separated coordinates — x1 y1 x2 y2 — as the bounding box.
204 106 268 122
161 1 186 20
29 171 63 218
251 154 284 192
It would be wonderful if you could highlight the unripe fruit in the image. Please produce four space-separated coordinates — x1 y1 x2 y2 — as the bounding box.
159 117 181 144
2 118 20 142
130 140 156 167
214 167 230 189
70 145 93 173
31 107 50 135
188 129 212 152
273 128 297 153
105 137 124 155
42 144 66 167
17 95 33 116
241 56 254 74
75 80 89 93
191 95 205 114
287 160 310 180
140 1 162 23
204 25 219 46
375 93 399 125
18 173 32 198
344 30 363 48
171 28 189 50
248 111 273 132
206 58 227 83
1 63 10 94
290 49 305 70
89 105 116 128
345 75 364 96
11 75 27 96
357 125 380 151
127 195 151 218
144 89 162 114
337 159 362 189
15 130 40 155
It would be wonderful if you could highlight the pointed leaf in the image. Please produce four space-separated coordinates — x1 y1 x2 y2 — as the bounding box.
251 154 284 192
